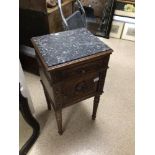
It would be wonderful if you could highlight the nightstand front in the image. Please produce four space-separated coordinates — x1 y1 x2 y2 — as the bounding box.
31 28 113 135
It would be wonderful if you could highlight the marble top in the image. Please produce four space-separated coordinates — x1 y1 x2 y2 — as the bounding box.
32 28 112 67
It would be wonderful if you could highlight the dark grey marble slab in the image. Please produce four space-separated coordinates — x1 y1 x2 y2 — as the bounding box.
32 28 112 67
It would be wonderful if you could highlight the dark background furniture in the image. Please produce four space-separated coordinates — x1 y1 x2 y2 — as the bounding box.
81 0 106 17
19 84 40 155
19 0 74 74
31 28 113 135
20 0 74 46
57 0 87 30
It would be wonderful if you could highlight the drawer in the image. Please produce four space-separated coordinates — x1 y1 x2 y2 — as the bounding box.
54 72 103 107
52 54 110 83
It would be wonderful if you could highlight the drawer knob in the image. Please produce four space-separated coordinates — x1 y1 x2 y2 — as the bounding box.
75 81 87 92
81 69 86 74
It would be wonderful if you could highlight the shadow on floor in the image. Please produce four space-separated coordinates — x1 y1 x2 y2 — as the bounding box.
30 101 105 155
35 109 54 131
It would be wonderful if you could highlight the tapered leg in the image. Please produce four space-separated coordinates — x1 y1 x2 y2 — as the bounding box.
40 80 51 110
55 109 63 135
92 95 100 120
44 87 52 110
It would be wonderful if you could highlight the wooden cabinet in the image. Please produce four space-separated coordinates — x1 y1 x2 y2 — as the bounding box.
20 0 74 46
31 28 113 135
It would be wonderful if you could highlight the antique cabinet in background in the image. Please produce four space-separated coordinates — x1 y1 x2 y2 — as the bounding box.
19 0 74 74
20 0 74 46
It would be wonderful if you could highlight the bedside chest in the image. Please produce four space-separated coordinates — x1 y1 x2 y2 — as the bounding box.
31 28 113 135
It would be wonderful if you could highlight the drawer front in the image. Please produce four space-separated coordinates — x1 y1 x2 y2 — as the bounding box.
52 54 110 83
54 72 104 107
